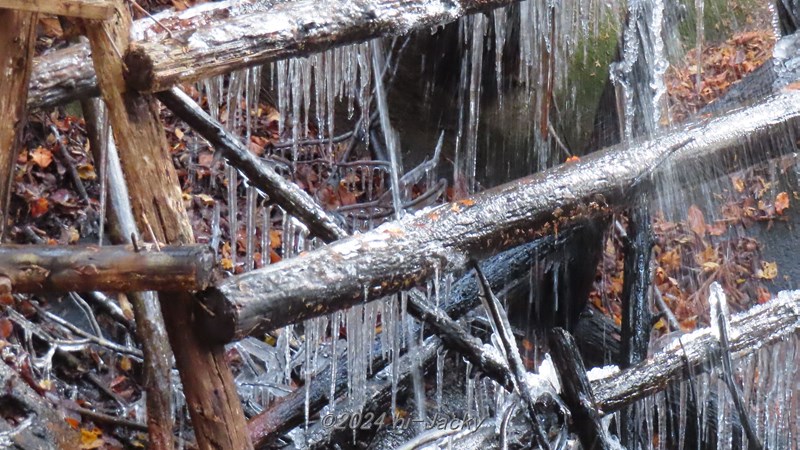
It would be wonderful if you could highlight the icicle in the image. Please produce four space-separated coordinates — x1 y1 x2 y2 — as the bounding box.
464 14 486 194
227 165 238 270
493 8 507 110
260 204 272 267
245 186 257 272
211 202 221 259
436 348 446 411
370 40 404 220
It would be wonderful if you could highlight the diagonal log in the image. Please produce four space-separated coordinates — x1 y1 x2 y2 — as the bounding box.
157 87 348 242
27 0 520 109
592 289 800 413
199 91 800 343
0 244 214 293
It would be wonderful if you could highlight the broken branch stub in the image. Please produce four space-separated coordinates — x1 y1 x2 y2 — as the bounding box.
199 92 800 343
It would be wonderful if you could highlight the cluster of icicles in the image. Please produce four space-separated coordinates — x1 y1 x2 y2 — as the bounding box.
146 0 800 447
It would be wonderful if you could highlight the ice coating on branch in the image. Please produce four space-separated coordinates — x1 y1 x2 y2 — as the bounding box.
708 281 732 341
587 365 621 382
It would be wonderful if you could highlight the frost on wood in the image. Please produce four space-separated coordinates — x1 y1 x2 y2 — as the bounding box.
125 0 520 93
592 289 800 412
199 92 800 343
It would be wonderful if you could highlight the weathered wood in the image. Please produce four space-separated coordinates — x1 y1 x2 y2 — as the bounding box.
592 289 800 412
0 361 81 449
28 42 98 109
199 91 800 343
83 97 177 449
618 191 653 448
0 9 37 238
125 0 518 93
157 87 348 242
0 0 115 19
549 328 614 450
81 1 253 448
26 0 519 108
0 244 213 293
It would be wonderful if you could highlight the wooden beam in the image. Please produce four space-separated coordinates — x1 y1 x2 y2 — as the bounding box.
197 91 800 343
0 9 37 237
80 1 253 448
0 244 214 293
0 0 115 19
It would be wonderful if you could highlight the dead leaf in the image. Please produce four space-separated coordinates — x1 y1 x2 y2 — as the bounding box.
757 261 778 280
30 147 53 169
687 205 706 236
30 197 49 218
80 428 104 449
775 191 790 215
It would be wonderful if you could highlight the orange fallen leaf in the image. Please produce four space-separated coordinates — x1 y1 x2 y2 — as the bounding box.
30 147 53 169
30 197 49 218
775 191 790 215
687 204 706 236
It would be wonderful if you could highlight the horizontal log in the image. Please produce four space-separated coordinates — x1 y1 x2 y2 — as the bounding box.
0 0 116 19
0 244 214 293
592 289 800 413
125 0 518 93
199 91 800 343
28 42 98 109
27 0 518 108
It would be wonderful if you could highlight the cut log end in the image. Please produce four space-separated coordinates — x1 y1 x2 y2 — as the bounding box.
196 286 239 343
124 45 155 92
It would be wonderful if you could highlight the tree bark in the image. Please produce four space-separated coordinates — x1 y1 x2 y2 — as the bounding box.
0 244 213 293
0 0 115 19
81 2 253 448
0 9 37 238
548 328 614 450
592 289 800 412
83 97 178 450
199 91 800 343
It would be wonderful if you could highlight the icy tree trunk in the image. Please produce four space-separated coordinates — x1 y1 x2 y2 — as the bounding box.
80 2 252 448
0 244 214 293
592 289 800 412
0 9 37 238
0 361 80 449
199 92 800 343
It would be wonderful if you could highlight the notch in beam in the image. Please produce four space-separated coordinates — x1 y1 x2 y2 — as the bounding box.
0 0 116 19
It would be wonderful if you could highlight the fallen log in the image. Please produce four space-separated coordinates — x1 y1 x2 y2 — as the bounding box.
0 244 214 293
199 91 800 343
592 289 800 412
27 0 519 109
